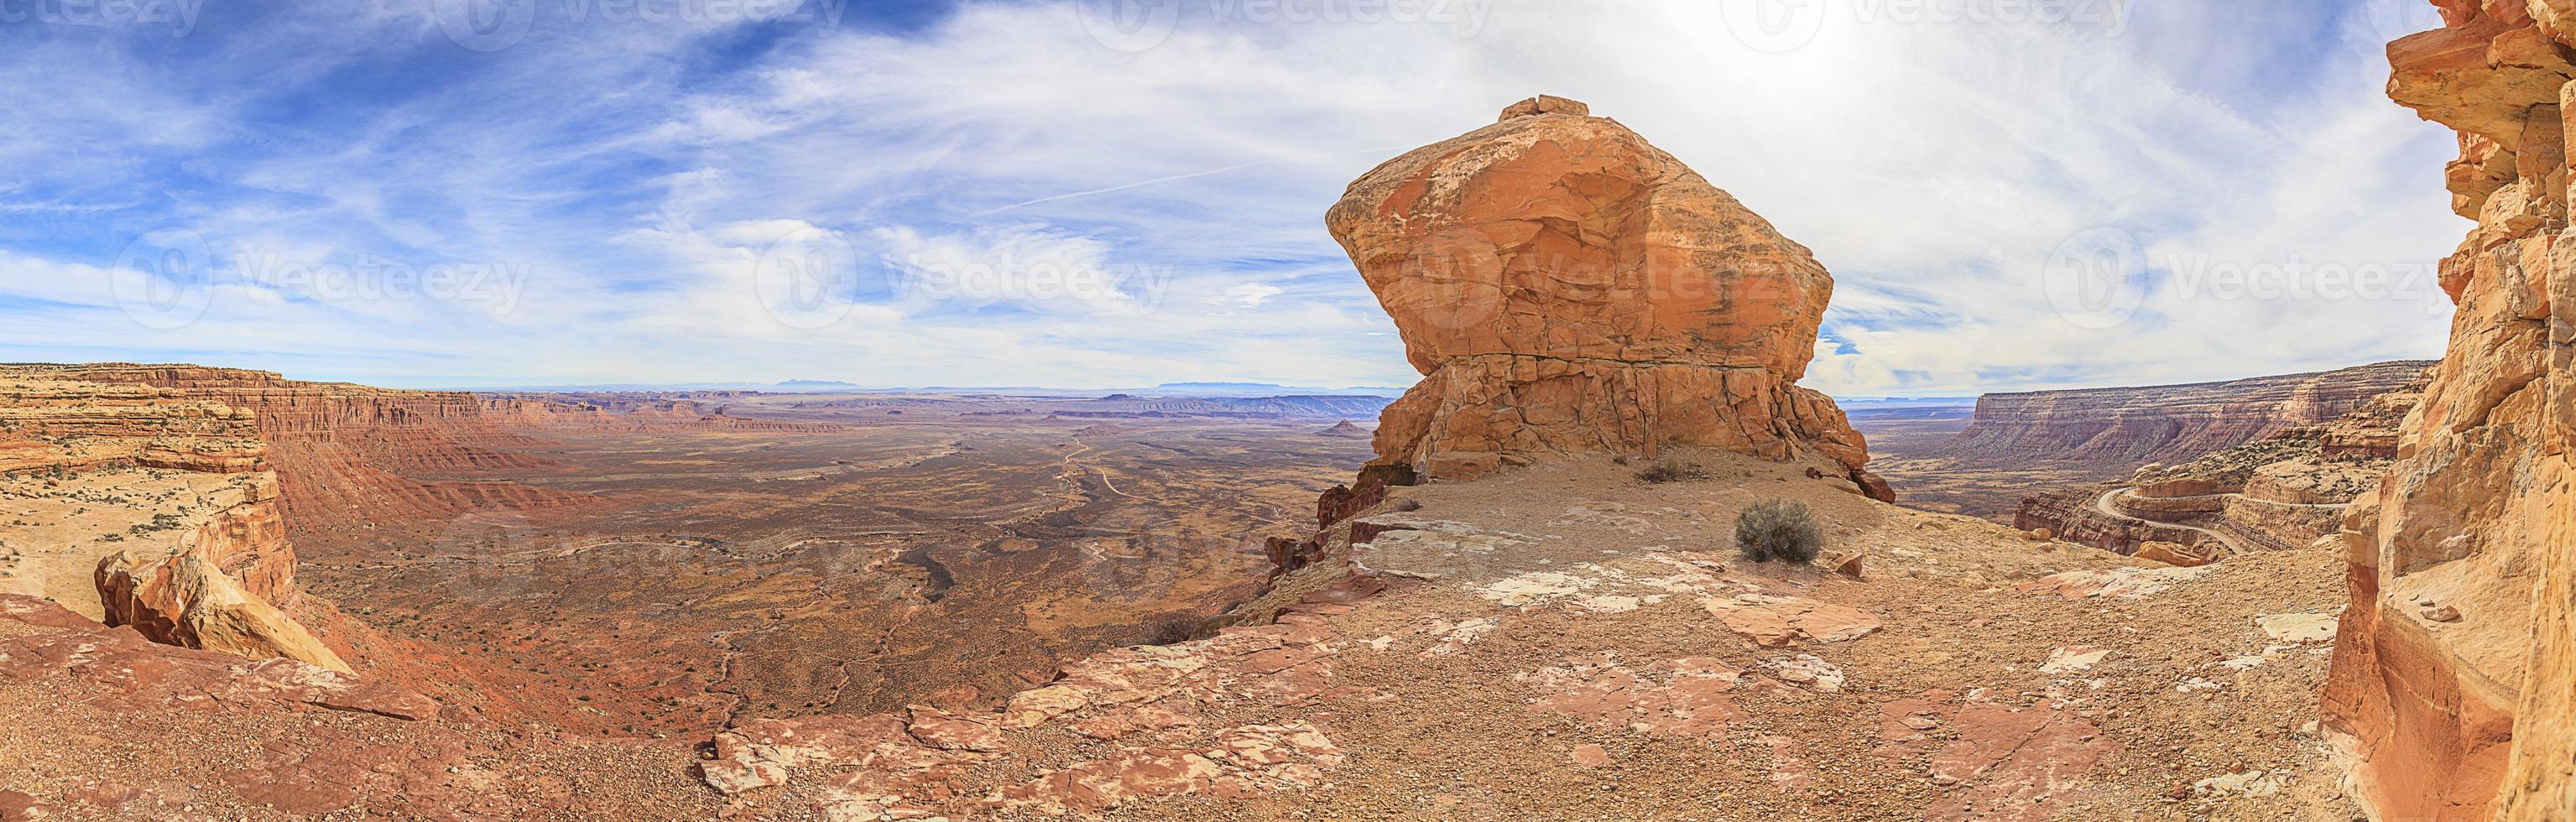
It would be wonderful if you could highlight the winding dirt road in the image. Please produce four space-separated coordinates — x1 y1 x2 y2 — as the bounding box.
2093 487 2246 554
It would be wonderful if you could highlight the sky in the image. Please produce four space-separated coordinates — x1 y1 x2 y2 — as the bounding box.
0 0 2466 395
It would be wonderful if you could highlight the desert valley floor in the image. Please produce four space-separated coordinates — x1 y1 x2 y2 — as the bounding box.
306 396 1386 736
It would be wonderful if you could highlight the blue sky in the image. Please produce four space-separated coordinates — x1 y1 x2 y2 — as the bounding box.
0 0 2462 394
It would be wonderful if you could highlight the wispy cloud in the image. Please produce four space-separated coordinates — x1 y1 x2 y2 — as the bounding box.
0 2 2458 394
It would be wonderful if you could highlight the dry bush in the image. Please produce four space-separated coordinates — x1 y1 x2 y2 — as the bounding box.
1634 456 1711 484
1735 500 1822 563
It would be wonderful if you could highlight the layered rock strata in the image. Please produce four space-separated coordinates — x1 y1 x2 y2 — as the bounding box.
1327 96 1880 495
2013 487 2217 559
2323 5 2576 819
9 364 596 538
1933 361 2433 467
0 366 345 670
480 395 845 433
2014 372 2423 562
0 370 265 473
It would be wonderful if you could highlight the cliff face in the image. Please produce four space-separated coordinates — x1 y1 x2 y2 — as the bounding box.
1326 96 1878 493
2013 486 2214 556
1932 361 2433 468
0 366 342 671
2013 377 2424 563
9 365 596 542
0 370 266 473
2019 368 2421 566
2322 4 2576 819
478 395 845 433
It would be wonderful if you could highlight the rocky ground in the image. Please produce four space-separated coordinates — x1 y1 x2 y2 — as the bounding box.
672 450 2368 821
0 448 2372 819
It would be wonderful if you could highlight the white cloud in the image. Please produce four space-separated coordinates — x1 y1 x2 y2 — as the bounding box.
0 3 2463 394
1213 284 1284 309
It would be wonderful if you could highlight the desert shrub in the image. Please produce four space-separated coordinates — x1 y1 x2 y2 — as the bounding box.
1734 500 1822 564
1133 614 1203 647
1634 456 1710 484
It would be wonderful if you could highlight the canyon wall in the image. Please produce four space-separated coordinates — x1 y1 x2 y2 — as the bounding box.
1932 361 2432 467
0 370 265 473
2013 377 2422 563
10 365 595 543
2323 4 2574 819
2013 487 2214 557
479 396 842 433
1327 96 1880 494
0 367 343 671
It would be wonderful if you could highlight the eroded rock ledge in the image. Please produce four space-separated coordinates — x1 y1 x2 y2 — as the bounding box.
2323 3 2576 819
0 366 346 672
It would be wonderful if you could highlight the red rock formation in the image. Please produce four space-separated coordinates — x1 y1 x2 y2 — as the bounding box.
2012 486 2216 558
0 595 426 717
1932 361 2432 467
97 546 352 674
38 364 554 471
2321 368 2433 459
13 365 597 537
0 595 702 819
1327 96 1875 487
0 370 265 473
2 366 342 660
2323 6 2575 819
2010 369 2425 560
694 617 1352 819
1315 476 1386 530
76 481 331 674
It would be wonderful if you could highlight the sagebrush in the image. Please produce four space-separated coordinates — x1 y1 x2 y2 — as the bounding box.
1734 500 1822 563
1633 456 1710 484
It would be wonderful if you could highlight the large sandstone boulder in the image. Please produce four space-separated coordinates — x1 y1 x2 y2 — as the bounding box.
98 549 349 674
1328 96 1875 488
2320 5 2575 819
